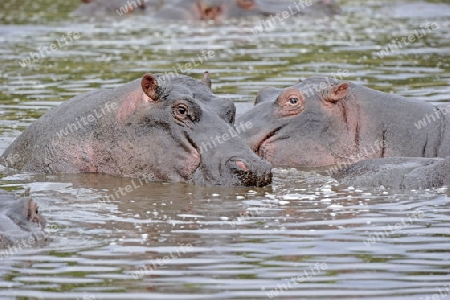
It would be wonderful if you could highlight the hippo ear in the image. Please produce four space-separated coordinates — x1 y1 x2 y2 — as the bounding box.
327 82 349 103
254 87 282 105
201 71 212 89
23 197 34 220
237 0 256 10
141 73 159 100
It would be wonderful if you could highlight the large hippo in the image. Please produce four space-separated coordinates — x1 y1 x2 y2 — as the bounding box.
237 77 450 167
333 157 450 190
0 189 47 250
0 73 272 187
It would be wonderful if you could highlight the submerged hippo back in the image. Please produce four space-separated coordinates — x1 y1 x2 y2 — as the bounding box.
1 85 122 173
333 157 450 189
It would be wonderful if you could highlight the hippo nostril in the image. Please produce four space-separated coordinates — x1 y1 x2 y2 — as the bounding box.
235 160 248 171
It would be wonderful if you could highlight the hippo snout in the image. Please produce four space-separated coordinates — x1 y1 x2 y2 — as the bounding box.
225 157 272 187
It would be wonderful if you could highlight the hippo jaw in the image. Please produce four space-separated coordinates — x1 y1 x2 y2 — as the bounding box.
254 126 285 163
219 156 272 187
187 118 273 187
251 124 338 167
190 155 272 187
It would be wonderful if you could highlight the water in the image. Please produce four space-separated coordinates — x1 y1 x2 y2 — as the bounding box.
0 0 450 299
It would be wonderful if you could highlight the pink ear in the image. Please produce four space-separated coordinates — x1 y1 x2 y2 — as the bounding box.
328 82 349 103
141 73 158 100
237 0 256 10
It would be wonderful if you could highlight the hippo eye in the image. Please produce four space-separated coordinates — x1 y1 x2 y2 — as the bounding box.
178 106 187 115
174 103 190 120
289 97 299 105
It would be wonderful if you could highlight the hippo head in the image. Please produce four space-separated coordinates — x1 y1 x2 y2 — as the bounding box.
25 197 46 227
237 77 367 168
115 73 272 186
6 196 46 229
206 0 341 19
193 0 289 21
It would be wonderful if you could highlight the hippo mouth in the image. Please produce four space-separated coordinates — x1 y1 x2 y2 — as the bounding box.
255 126 285 161
179 133 202 179
223 157 272 187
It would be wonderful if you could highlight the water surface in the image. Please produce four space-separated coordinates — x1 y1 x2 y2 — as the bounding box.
0 0 450 299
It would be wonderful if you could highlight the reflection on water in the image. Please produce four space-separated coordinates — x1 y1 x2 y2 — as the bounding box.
1 0 450 299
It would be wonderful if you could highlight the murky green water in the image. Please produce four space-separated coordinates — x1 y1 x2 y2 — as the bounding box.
1 0 450 299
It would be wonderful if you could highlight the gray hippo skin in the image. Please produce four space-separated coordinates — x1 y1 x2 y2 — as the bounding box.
0 189 47 250
1 72 272 187
157 0 340 21
74 0 164 17
75 0 340 21
388 2 450 19
237 77 450 167
333 157 450 190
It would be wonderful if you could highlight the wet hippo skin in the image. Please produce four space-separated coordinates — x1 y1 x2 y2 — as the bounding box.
0 189 47 250
237 77 450 168
74 0 164 17
74 0 341 20
158 0 341 21
333 157 450 190
0 73 272 187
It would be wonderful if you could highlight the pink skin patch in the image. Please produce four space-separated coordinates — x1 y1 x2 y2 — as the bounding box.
235 160 248 171
117 91 151 124
75 143 98 173
258 140 275 163
259 137 338 167
181 149 201 179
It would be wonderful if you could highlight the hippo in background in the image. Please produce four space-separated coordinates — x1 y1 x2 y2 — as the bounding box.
156 0 340 21
74 0 340 21
0 188 47 250
74 0 164 18
387 2 450 19
333 157 450 190
237 77 450 168
1 72 272 187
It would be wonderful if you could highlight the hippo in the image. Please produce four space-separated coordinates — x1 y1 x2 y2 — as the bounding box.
333 157 450 190
236 77 450 168
387 2 450 19
156 0 341 21
0 72 272 187
74 0 164 17
75 0 340 21
0 188 47 250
